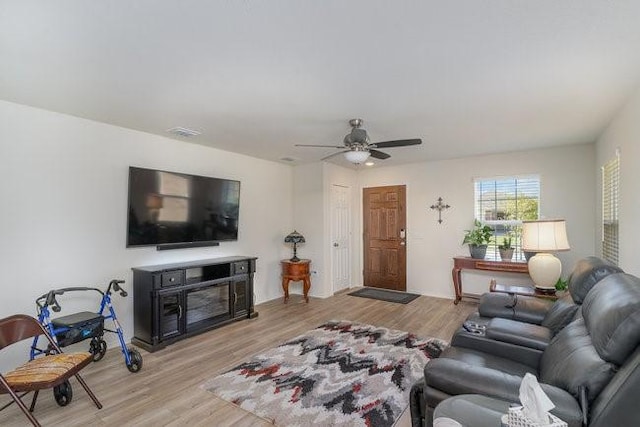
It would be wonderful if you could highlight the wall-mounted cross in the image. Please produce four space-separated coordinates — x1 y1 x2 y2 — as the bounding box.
430 197 451 224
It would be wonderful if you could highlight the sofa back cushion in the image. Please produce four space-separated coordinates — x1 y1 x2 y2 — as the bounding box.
541 293 579 335
567 257 622 304
582 273 640 365
540 318 616 402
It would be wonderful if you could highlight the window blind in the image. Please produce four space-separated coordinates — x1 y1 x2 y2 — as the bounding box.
474 176 540 260
602 154 620 265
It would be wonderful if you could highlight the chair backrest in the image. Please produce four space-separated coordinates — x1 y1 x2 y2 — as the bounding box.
567 256 623 304
540 273 640 405
0 314 47 350
539 257 621 335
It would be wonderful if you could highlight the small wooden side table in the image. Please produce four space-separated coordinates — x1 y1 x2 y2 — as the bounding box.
281 259 311 303
489 280 558 301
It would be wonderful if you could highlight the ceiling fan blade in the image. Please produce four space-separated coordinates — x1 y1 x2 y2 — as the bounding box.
295 144 345 148
369 149 390 160
321 150 349 161
371 138 422 148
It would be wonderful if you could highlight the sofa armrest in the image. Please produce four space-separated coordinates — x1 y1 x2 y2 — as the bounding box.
478 293 554 324
451 328 543 369
486 318 552 351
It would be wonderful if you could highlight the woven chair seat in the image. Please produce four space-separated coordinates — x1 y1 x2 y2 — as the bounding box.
2 352 92 392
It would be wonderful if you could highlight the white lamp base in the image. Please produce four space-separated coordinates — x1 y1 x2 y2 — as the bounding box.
528 253 561 290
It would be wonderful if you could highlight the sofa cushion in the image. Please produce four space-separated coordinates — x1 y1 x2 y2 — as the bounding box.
582 273 640 365
540 318 616 402
567 256 623 304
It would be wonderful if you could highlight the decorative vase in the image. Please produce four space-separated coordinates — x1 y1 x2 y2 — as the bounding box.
469 244 488 259
499 248 514 261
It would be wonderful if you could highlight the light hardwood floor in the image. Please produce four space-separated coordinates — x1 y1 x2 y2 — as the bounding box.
0 291 477 426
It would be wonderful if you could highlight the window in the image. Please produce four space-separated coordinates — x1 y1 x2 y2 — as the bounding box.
474 176 540 260
602 152 620 265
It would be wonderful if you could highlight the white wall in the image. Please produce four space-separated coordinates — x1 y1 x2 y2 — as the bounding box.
292 162 325 297
596 85 640 276
356 144 596 298
0 100 293 362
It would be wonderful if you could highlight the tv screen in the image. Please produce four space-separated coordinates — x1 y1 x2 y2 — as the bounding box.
127 167 240 248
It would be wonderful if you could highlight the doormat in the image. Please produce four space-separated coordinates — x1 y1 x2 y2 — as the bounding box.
202 320 446 427
348 288 420 304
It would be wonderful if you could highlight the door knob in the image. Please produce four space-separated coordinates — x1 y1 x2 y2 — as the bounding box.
333 243 339 247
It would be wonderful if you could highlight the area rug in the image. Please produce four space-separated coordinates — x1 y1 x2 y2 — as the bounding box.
202 320 446 427
348 288 420 304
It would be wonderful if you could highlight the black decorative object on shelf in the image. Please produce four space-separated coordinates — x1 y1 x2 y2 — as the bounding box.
430 197 451 224
284 230 305 262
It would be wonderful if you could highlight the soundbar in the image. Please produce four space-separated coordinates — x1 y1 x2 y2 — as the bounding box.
156 241 220 251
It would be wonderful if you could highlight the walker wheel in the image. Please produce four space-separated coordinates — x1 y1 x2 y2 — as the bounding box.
90 338 107 362
53 380 73 406
126 348 143 373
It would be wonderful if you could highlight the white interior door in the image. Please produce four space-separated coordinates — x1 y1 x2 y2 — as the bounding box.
331 184 351 293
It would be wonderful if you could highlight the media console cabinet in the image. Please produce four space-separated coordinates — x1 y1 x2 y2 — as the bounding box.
131 256 257 352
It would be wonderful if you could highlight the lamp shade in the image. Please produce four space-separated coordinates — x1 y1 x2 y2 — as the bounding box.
284 230 305 262
284 230 305 244
521 219 570 252
344 150 370 164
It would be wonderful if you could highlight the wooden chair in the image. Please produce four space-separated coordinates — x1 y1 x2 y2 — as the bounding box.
0 314 102 426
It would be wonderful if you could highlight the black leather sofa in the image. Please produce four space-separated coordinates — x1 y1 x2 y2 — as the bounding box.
451 257 622 369
410 267 640 427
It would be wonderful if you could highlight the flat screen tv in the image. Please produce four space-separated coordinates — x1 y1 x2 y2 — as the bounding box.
127 167 240 249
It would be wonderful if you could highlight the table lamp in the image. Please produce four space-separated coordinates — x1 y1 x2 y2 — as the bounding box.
521 219 570 292
284 230 305 262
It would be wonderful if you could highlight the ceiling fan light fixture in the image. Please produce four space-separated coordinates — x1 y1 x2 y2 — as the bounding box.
344 150 370 164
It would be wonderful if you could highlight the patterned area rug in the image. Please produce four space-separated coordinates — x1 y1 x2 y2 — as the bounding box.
202 320 446 427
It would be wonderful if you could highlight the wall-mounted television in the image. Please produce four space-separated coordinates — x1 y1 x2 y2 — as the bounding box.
127 167 241 249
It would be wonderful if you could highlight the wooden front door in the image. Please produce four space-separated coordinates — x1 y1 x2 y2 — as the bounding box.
363 185 406 291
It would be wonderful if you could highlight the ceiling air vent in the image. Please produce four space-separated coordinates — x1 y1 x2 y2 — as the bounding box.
280 157 297 162
167 127 201 138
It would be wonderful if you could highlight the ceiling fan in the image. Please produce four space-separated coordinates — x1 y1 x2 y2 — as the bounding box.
295 118 422 164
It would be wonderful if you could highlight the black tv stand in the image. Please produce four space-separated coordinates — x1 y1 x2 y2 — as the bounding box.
131 256 257 352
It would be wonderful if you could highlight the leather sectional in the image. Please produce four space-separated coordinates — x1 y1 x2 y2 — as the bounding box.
410 257 640 427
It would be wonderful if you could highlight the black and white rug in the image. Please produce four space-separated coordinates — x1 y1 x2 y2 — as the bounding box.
202 320 445 426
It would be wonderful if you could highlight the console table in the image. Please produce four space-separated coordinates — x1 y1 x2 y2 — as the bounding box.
452 256 528 304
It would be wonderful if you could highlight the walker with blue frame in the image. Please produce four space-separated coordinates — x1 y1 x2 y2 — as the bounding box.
32 279 142 375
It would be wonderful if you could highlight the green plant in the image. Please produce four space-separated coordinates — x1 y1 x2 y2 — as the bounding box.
462 220 493 246
498 233 513 250
555 277 568 291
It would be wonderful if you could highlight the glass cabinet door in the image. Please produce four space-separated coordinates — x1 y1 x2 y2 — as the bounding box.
232 277 250 318
158 291 182 340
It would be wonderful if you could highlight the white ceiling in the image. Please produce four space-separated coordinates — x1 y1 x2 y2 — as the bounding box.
2 1 640 168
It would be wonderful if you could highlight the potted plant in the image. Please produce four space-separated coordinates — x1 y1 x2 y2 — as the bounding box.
498 233 514 261
462 219 493 259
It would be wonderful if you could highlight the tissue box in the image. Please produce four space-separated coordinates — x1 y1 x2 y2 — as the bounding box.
507 406 567 427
